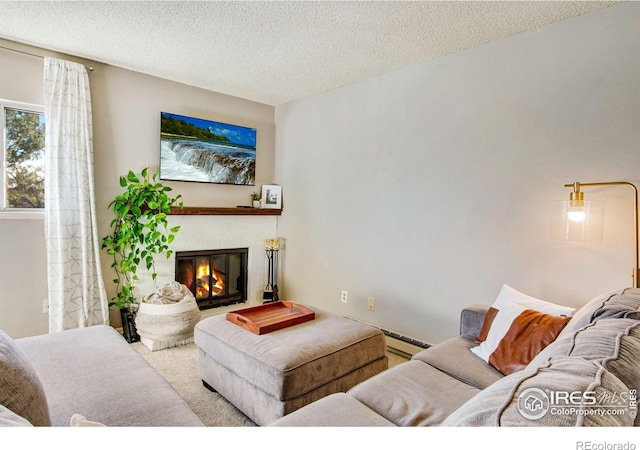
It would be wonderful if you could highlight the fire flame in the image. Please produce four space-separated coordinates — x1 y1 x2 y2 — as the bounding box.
195 261 224 298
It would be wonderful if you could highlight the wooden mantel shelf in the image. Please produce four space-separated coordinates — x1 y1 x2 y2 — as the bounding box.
169 206 282 216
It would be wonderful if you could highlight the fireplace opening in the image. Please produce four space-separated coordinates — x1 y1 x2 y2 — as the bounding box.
175 248 248 310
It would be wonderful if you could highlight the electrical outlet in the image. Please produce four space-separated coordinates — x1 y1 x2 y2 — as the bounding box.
341 290 348 303
368 297 375 312
42 299 49 314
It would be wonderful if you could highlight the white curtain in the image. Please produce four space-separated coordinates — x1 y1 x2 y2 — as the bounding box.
44 57 108 332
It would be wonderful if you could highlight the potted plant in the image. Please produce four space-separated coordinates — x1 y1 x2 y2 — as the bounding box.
101 167 183 342
251 191 261 208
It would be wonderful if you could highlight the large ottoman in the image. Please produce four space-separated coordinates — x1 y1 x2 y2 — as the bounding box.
194 306 388 425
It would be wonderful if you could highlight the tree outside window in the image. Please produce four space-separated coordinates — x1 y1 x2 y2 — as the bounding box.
3 105 45 209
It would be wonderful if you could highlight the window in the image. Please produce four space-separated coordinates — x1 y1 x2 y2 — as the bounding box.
1 100 45 213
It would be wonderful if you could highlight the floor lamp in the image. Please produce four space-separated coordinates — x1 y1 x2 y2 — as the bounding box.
552 181 640 288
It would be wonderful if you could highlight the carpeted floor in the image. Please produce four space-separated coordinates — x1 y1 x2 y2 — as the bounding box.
132 340 409 426
131 341 256 426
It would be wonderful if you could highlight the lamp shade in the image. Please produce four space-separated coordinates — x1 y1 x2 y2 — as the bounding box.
550 200 604 242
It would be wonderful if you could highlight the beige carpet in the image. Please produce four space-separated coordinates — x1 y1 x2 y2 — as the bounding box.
131 341 256 426
132 340 409 426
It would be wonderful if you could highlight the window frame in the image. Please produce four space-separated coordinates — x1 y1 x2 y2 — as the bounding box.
0 99 45 219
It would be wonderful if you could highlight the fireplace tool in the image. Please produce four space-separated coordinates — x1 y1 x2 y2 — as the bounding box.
263 238 280 303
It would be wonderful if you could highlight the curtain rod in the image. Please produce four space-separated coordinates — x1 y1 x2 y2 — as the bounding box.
0 44 94 72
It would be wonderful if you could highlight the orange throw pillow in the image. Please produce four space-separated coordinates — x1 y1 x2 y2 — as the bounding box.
478 307 498 342
487 309 570 375
471 298 571 375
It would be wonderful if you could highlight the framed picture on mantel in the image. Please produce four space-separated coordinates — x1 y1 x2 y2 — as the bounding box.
261 185 282 209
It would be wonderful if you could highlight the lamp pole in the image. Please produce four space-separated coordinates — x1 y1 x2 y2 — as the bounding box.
565 181 640 288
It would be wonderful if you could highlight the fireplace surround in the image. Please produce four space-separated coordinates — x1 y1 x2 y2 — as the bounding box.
124 214 278 319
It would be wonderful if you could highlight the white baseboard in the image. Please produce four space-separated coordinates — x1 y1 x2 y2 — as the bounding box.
344 316 431 357
383 335 425 357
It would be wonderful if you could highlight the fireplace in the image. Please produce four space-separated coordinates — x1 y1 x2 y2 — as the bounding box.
175 248 248 310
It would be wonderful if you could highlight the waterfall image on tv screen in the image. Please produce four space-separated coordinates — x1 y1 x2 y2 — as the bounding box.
160 112 257 185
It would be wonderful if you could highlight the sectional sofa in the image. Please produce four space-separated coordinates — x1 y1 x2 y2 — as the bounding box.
270 287 640 427
0 325 204 427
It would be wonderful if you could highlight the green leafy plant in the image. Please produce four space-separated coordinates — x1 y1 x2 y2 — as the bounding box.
102 167 183 310
251 192 261 201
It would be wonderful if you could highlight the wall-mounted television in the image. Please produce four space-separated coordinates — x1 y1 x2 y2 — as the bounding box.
160 112 257 185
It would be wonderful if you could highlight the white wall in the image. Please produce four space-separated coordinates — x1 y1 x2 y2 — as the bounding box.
0 219 49 337
0 44 51 338
275 3 640 344
0 40 276 338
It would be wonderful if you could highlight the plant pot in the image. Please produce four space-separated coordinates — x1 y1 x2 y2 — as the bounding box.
120 307 140 343
253 200 261 208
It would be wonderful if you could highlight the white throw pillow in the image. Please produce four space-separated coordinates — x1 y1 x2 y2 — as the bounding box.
69 414 106 427
492 284 576 317
477 285 576 342
472 299 528 362
471 298 571 375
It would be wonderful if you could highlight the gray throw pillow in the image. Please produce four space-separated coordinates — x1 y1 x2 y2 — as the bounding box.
442 356 633 427
0 404 33 427
559 289 631 337
592 289 640 321
0 331 50 426
534 318 639 379
528 318 640 426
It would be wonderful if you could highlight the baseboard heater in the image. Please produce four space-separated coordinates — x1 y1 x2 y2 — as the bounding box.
345 316 431 356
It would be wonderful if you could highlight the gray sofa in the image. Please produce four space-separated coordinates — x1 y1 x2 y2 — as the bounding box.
0 324 204 427
270 288 640 427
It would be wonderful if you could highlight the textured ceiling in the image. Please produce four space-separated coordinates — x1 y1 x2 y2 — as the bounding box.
0 1 621 106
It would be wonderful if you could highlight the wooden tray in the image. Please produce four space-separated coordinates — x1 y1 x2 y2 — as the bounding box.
226 301 315 335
